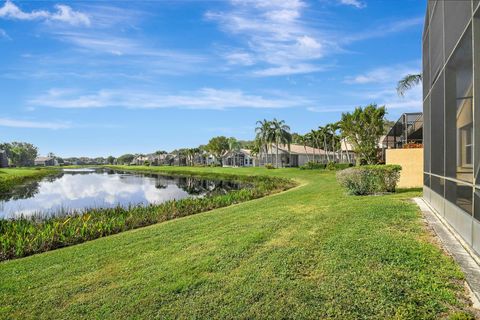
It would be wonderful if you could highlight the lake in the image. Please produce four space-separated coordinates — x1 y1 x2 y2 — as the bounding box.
0 168 243 219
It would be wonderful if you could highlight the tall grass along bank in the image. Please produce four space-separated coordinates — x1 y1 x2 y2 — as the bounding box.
0 171 295 261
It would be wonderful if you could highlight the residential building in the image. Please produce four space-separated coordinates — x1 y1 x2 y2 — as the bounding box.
422 0 480 256
0 150 8 168
259 144 328 167
34 156 55 166
382 113 423 149
223 149 256 167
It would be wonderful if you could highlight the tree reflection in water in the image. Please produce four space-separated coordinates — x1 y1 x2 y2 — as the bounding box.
0 168 246 219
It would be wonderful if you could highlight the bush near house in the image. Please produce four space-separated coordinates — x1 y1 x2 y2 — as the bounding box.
336 164 401 195
300 161 354 170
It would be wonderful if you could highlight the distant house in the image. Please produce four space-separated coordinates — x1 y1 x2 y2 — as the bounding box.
223 149 256 167
259 144 327 167
34 156 55 166
0 150 8 168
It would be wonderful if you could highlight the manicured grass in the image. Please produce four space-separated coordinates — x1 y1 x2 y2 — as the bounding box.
0 167 59 193
0 167 475 319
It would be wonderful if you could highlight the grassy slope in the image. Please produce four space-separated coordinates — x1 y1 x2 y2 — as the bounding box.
0 167 473 319
0 167 59 193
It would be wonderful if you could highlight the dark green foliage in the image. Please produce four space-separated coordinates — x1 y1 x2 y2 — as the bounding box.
0 173 295 261
340 104 386 165
336 164 402 195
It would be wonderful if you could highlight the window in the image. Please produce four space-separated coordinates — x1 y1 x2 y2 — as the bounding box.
431 176 444 196
444 0 472 60
423 95 431 173
431 72 445 176
446 180 473 215
430 1 444 84
473 189 480 221
424 174 431 188
445 27 473 183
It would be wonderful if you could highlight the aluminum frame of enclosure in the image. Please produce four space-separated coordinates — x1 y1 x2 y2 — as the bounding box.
423 0 480 256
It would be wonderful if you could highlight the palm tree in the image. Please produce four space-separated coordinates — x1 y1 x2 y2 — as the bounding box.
307 131 316 162
397 73 422 96
297 134 310 162
327 122 340 162
318 126 331 162
271 118 292 168
255 119 273 165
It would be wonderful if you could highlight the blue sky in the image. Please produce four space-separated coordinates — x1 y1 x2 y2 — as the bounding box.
0 0 425 157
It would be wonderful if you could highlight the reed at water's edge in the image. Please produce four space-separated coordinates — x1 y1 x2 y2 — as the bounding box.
0 174 296 261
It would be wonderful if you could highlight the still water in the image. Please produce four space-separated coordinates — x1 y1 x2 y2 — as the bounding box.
0 168 243 219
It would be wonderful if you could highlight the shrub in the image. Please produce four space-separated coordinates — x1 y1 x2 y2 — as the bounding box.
299 161 326 170
265 163 275 169
336 165 401 195
326 162 336 171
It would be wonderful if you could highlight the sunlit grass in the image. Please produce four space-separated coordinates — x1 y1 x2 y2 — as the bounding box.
0 166 476 319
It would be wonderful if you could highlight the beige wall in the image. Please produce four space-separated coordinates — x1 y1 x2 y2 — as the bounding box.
386 148 423 188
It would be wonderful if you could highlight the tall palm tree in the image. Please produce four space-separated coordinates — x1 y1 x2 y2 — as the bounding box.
271 118 292 168
308 130 317 162
397 73 422 96
327 122 340 162
318 126 330 162
297 134 310 162
255 119 273 165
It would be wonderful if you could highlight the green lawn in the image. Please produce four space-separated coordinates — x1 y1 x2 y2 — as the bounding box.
0 167 59 193
0 167 475 319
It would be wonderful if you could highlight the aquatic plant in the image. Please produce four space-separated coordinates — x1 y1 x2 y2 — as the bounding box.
0 174 295 261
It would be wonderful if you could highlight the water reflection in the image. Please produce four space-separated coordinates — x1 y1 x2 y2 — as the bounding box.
0 168 243 219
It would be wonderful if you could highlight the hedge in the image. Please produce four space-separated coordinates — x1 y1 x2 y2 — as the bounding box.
336 164 402 195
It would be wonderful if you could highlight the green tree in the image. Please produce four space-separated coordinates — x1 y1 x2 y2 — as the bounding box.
339 104 386 165
255 119 273 164
6 142 38 167
227 137 241 152
297 134 310 162
271 119 292 168
206 136 229 165
117 154 135 165
107 156 116 165
397 73 422 96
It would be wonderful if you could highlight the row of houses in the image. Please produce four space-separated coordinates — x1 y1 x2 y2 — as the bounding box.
131 144 357 168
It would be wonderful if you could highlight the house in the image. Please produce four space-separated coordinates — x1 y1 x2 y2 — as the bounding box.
0 150 8 168
34 156 55 166
381 113 424 188
422 1 479 258
222 149 256 167
382 113 423 150
259 144 327 167
339 140 356 164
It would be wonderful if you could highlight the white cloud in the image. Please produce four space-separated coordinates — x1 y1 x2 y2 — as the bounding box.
224 51 256 66
30 88 312 110
0 0 90 26
206 0 327 76
344 64 421 84
252 64 325 76
0 28 9 39
343 17 423 43
339 0 366 9
0 117 71 129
